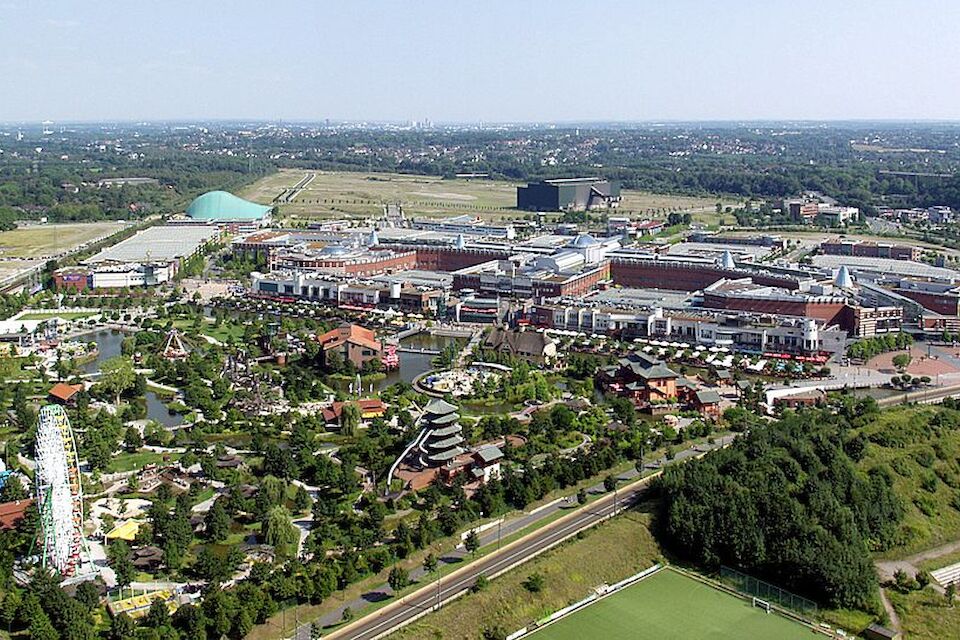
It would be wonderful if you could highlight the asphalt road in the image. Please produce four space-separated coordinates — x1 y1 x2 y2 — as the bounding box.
318 434 737 640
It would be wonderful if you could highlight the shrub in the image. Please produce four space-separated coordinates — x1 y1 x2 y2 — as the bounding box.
522 572 545 593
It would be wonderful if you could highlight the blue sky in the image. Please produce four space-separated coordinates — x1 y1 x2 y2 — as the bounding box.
1 0 958 122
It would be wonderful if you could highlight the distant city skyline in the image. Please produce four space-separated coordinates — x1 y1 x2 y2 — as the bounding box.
2 0 959 123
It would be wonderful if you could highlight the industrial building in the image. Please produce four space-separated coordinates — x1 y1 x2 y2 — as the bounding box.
517 177 621 211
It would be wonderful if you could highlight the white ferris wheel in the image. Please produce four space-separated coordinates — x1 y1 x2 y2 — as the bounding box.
34 404 87 576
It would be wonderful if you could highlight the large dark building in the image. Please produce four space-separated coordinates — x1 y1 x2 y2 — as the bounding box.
517 177 621 211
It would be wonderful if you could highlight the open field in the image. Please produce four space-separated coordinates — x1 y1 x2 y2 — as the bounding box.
531 568 813 640
887 588 960 640
391 513 663 640
240 169 738 223
0 222 128 259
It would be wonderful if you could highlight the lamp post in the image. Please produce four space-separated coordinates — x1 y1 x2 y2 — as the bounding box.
434 542 442 612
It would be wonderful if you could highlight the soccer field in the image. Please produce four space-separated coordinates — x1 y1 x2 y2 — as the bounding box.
530 568 815 640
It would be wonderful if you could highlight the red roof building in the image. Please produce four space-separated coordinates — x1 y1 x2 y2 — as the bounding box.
48 382 84 405
317 324 382 369
0 499 33 530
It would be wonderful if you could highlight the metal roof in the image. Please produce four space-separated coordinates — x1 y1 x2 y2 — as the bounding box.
186 190 272 221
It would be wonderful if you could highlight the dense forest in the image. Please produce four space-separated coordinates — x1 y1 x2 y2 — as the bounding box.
655 397 903 609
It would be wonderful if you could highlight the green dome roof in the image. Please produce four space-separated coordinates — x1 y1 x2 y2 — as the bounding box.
186 191 272 221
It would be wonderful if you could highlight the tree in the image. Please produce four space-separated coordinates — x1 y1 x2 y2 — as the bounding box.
892 353 912 372
603 475 617 492
108 541 135 588
28 611 58 640
261 505 299 558
204 499 231 542
387 565 409 593
293 485 312 513
464 530 480 556
577 488 587 505
423 553 438 575
947 582 957 607
108 612 136 640
481 625 507 640
471 575 489 593
74 581 101 610
340 403 361 437
123 426 142 452
101 356 136 406
143 599 170 628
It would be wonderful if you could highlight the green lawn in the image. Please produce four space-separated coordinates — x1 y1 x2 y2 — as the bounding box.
531 568 813 640
16 311 96 320
109 451 180 473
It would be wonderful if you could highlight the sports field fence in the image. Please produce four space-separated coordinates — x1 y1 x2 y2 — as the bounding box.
720 566 818 616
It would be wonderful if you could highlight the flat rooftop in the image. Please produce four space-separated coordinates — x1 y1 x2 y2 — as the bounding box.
85 225 219 264
666 242 773 261
587 287 695 309
812 254 960 281
371 270 453 288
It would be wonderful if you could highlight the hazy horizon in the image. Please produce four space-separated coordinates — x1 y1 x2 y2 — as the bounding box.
3 0 959 123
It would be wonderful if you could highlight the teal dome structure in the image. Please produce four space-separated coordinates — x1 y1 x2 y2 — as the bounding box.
185 191 272 221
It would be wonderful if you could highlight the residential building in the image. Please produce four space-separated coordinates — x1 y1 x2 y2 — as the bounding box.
317 324 382 369
482 327 557 364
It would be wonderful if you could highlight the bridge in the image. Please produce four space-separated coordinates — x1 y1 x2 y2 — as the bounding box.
396 346 440 355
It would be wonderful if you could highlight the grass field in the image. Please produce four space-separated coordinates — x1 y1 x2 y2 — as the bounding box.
240 169 737 224
0 222 127 258
392 513 663 640
16 311 96 320
531 568 813 640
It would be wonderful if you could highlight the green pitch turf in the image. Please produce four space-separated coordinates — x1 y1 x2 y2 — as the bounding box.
531 568 815 640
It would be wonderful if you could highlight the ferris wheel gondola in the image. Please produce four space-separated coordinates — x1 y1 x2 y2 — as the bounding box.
34 404 87 576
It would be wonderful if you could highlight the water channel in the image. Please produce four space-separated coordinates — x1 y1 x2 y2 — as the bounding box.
78 329 184 427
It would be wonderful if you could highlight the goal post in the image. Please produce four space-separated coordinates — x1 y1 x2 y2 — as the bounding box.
752 597 772 613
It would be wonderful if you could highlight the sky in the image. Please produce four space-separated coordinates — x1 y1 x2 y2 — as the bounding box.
1 0 959 123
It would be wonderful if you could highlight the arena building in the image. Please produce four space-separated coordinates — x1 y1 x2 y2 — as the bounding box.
183 190 272 230
517 177 621 211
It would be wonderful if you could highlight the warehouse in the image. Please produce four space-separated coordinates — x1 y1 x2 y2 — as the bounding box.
517 177 621 211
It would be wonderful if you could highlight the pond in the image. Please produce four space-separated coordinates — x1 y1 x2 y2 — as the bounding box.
326 332 465 395
78 329 184 428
